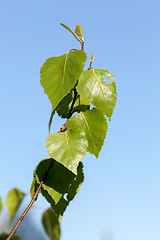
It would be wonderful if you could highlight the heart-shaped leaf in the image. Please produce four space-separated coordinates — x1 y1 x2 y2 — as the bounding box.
40 50 87 111
46 115 88 174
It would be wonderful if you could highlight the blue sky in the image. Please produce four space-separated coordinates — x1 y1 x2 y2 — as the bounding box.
0 0 160 239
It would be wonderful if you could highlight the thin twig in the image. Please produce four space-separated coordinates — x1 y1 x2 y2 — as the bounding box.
68 49 77 52
6 183 42 240
88 61 92 70
67 88 78 119
81 41 84 50
6 159 54 240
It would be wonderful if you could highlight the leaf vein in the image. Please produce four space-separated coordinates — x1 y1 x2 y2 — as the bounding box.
80 112 96 149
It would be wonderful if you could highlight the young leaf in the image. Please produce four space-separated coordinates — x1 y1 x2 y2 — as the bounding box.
40 50 87 112
33 158 75 204
60 23 80 42
77 69 117 118
46 115 88 174
41 162 84 220
5 189 25 222
75 24 83 36
0 197 2 213
42 208 60 240
79 108 108 157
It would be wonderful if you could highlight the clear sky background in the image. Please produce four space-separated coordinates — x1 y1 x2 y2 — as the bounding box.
0 0 160 240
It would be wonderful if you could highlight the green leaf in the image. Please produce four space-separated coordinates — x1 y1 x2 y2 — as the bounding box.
13 236 21 240
0 197 2 214
42 208 60 240
33 158 75 204
77 69 117 118
72 94 90 113
5 189 25 222
107 72 114 81
41 162 84 220
46 114 88 174
56 92 90 118
60 23 80 42
56 92 73 118
0 234 21 240
30 177 39 199
32 159 84 219
40 50 86 112
79 108 108 157
48 91 90 131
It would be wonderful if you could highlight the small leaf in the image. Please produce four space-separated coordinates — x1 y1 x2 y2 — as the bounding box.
42 208 60 240
5 189 25 222
41 162 84 220
46 114 88 174
60 23 80 42
0 234 21 240
40 50 87 112
75 24 83 36
77 69 117 118
0 197 2 214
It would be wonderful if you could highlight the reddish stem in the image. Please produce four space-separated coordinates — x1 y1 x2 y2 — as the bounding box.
68 49 77 52
81 41 84 50
88 61 92 70
6 182 43 240
6 159 54 240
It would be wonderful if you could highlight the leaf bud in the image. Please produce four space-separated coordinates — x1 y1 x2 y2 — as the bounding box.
90 54 94 63
75 24 83 36
79 35 84 43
